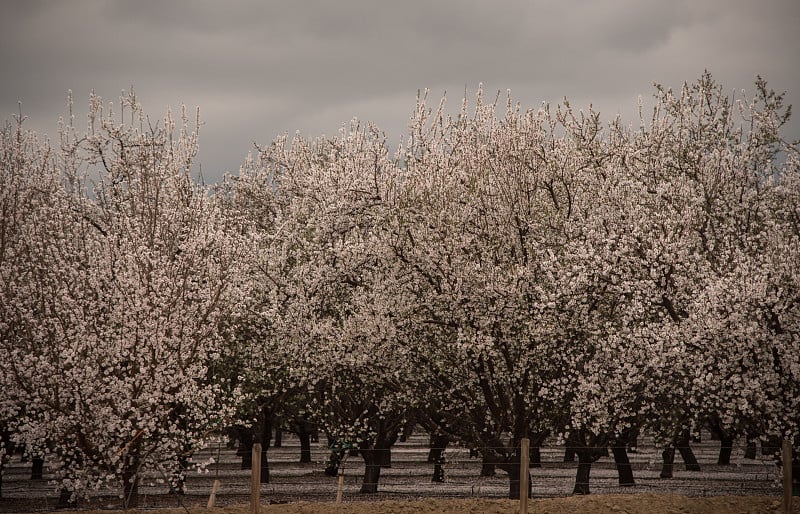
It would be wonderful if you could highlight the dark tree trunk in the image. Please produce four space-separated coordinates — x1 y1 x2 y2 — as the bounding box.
258 415 271 484
566 430 608 495
358 430 396 493
676 430 701 472
260 442 270 484
660 445 676 478
427 433 437 463
528 431 549 469
573 450 593 495
298 430 312 464
480 451 496 477
612 428 637 486
611 444 635 486
31 457 44 480
429 433 449 483
506 456 522 499
718 436 734 465
359 446 382 494
377 446 392 468
0 429 11 498
707 418 734 465
496 451 530 500
494 442 533 500
273 427 282 448
662 429 701 475
564 446 576 462
431 458 446 483
237 426 254 470
530 445 542 468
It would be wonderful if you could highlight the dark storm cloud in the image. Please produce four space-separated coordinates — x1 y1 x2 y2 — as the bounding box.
1 0 798 183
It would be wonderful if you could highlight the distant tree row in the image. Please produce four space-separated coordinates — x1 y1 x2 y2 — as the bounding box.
1 73 798 505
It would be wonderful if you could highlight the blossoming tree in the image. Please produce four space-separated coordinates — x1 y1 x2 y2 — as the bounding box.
0 93 241 507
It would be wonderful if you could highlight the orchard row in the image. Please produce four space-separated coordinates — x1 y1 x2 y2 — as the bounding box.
1 73 798 506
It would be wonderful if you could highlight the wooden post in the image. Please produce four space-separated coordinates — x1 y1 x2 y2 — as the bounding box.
207 479 220 508
520 437 530 514
251 443 262 514
336 451 348 503
784 439 793 514
336 470 345 503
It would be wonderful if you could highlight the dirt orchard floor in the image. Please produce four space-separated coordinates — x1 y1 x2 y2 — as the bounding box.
50 495 799 514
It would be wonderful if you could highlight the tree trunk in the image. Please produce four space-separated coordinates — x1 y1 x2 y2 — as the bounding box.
359 447 382 494
377 446 392 468
480 451 496 477
0 429 11 497
258 415 271 484
273 427 282 448
298 429 312 464
31 457 44 480
718 435 734 465
573 450 593 495
427 433 437 463
660 445 675 478
429 433 449 483
564 446 576 462
530 445 542 468
678 446 701 471
676 430 701 471
505 456 523 499
611 444 635 486
358 432 396 494
237 426 254 470
707 419 734 466
260 442 270 483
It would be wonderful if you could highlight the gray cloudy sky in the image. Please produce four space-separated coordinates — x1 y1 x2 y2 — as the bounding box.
1 0 798 184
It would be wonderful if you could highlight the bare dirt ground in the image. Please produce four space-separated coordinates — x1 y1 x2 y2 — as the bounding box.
44 495 799 514
1 429 793 513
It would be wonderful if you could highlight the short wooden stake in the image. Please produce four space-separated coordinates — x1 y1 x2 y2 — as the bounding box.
251 443 262 514
336 472 345 503
520 437 530 514
784 439 793 514
207 479 220 508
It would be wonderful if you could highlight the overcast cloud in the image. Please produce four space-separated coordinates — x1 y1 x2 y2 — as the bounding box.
1 0 798 184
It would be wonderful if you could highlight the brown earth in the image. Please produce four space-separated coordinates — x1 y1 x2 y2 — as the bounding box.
50 495 798 514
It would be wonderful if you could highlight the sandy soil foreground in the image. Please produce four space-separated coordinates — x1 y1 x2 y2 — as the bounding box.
51 494 798 514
